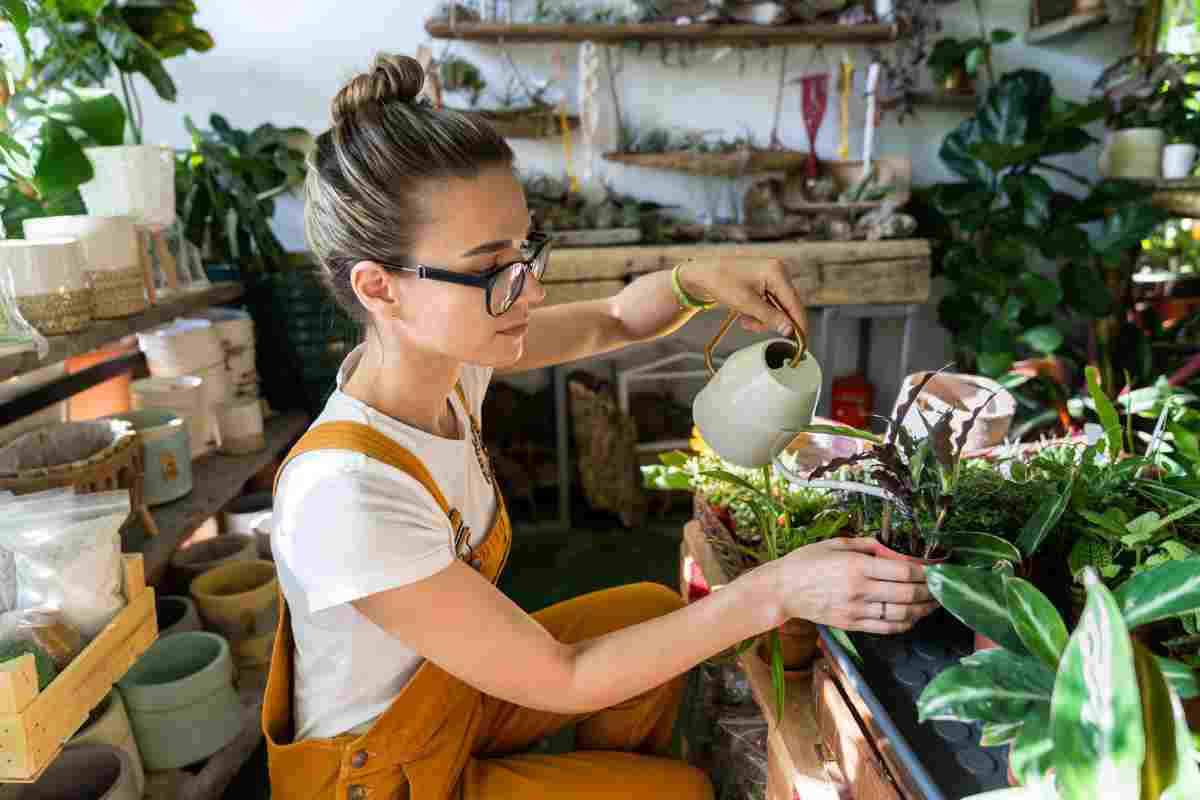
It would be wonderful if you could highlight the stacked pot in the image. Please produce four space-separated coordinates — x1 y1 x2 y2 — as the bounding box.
190 559 278 691
136 319 230 456
23 216 147 320
0 238 93 337
185 309 267 454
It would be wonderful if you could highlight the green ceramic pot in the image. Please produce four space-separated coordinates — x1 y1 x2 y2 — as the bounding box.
103 410 192 506
117 632 242 770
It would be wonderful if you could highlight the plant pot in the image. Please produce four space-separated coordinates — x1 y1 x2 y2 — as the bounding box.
974 631 1001 652
155 595 202 638
79 145 175 227
942 67 973 94
870 538 949 566
253 513 274 561
1163 143 1199 180
102 410 192 506
189 560 278 669
5 744 139 800
757 618 819 677
169 532 257 587
1099 128 1166 180
117 632 242 770
68 692 145 798
223 491 273 534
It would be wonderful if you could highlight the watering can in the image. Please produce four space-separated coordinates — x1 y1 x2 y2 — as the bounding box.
693 294 823 469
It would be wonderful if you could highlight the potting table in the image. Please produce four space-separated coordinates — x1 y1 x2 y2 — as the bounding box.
682 519 1010 800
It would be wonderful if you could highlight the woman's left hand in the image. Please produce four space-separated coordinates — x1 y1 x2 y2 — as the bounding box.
676 256 807 337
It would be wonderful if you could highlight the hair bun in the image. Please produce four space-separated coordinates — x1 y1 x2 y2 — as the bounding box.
331 54 425 125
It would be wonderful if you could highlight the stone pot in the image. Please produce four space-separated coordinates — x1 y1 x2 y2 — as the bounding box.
1163 143 1199 180
117 632 242 770
190 560 278 670
169 532 257 586
4 744 139 800
68 693 144 798
223 491 273 535
155 595 202 638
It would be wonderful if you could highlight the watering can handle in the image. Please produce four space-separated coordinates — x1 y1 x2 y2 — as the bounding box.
704 291 808 376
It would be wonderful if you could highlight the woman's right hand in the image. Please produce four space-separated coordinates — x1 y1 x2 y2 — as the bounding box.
761 537 939 635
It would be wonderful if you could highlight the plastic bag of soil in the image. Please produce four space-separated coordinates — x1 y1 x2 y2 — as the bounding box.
713 706 769 800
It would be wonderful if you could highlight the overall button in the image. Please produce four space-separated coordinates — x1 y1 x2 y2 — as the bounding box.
347 785 366 800
351 750 369 769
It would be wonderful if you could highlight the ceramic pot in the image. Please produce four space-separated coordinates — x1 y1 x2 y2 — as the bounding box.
757 618 819 678
1163 143 1199 180
223 491 273 535
4 744 139 800
117 632 242 770
23 216 146 320
102 410 192 506
189 560 278 668
0 238 93 336
895 372 1016 454
1099 128 1166 179
155 595 202 638
68 692 144 798
693 311 819 469
130 375 206 459
169 533 256 586
942 66 973 94
253 513 274 561
79 146 175 227
215 398 265 456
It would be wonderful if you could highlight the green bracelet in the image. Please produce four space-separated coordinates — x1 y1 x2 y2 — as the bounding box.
671 263 715 311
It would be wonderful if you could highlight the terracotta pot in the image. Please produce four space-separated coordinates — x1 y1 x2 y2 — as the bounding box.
975 632 1001 652
870 538 949 567
758 618 819 677
1008 757 1019 787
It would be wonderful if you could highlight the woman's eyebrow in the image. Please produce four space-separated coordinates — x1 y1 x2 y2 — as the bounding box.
460 239 516 257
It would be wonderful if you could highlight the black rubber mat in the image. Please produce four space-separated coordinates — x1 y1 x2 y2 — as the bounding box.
820 610 1011 800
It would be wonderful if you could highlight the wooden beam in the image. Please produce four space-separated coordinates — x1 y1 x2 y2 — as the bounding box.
425 20 902 45
1025 11 1108 44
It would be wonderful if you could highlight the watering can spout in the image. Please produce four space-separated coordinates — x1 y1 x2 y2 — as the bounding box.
692 293 822 469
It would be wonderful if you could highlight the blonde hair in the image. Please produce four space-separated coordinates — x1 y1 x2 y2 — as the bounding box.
305 53 514 321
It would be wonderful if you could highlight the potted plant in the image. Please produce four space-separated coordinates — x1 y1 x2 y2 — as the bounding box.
919 564 1200 794
926 27 1014 94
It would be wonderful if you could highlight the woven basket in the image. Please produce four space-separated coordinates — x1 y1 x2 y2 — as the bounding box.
465 107 579 140
0 420 158 535
603 148 810 177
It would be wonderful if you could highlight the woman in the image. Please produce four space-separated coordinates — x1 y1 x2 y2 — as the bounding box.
262 54 937 800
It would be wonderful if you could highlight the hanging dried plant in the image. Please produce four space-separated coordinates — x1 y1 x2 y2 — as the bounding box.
869 0 955 122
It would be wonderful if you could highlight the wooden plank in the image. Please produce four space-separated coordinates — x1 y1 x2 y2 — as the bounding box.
132 411 310 586
552 228 643 249
0 283 244 382
0 555 156 781
425 20 902 45
1025 10 1108 44
543 280 627 306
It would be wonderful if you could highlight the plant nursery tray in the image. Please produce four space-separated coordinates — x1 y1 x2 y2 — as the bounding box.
818 614 1010 800
0 554 157 782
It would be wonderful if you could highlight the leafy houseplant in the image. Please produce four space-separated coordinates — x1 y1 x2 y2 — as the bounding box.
919 563 1200 796
926 28 1015 93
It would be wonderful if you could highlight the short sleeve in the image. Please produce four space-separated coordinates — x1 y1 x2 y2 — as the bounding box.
274 450 456 614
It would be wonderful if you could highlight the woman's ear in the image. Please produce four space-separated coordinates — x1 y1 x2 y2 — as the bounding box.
350 261 401 318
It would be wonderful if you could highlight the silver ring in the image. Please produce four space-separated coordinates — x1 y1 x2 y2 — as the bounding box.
880 602 887 620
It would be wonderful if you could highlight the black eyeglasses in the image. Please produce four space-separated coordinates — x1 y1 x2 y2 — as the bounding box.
377 232 553 317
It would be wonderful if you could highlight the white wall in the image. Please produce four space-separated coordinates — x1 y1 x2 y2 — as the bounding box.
134 1 1135 408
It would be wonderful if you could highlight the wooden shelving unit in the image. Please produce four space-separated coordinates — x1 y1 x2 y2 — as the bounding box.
125 410 310 586
0 283 244 381
1025 10 1109 45
425 20 902 45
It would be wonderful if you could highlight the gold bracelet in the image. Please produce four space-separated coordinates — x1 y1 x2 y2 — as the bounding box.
671 263 714 311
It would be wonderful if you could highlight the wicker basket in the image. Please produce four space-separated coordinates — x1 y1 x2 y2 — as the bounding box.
603 148 810 177
465 107 579 139
0 420 159 536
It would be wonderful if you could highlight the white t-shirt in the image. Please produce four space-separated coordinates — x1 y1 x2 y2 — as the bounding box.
272 345 496 740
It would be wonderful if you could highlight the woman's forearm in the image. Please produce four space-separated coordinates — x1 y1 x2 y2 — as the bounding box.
561 562 783 713
609 263 705 343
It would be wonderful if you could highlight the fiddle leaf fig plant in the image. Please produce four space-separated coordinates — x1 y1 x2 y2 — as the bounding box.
922 565 1200 796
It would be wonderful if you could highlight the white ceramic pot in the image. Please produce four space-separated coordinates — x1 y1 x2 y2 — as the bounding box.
79 146 176 227
873 0 895 19
1163 143 1199 180
0 238 88 297
131 376 207 459
693 337 823 469
22 216 138 272
138 319 224 373
1099 128 1166 179
216 397 265 455
69 692 145 798
223 492 273 535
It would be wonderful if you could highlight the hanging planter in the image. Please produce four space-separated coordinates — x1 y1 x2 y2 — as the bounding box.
117 632 243 770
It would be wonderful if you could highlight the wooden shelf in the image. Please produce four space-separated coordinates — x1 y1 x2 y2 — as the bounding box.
1025 11 1109 44
425 20 902 45
126 410 310 586
0 283 244 381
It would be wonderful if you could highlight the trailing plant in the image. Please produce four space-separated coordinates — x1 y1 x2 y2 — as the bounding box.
868 0 950 121
175 114 311 273
920 69 1167 388
920 564 1200 796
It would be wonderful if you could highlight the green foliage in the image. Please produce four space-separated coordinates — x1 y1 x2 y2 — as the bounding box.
176 115 311 272
926 28 1014 85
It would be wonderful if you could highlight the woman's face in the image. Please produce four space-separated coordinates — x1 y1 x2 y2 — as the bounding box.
365 165 545 368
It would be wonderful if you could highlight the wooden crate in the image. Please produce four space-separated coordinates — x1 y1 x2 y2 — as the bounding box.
0 554 157 782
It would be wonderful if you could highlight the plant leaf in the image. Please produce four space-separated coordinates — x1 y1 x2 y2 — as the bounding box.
1162 687 1200 800
918 649 1053 724
891 367 952 447
787 424 884 446
1086 365 1124 457
1156 656 1200 700
1052 570 1144 800
1113 558 1200 629
950 532 1023 567
1014 476 1073 559
1134 640 1180 800
981 720 1024 747
1009 707 1054 786
33 120 94 198
1005 576 1068 669
926 565 1027 654
1020 325 1064 355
